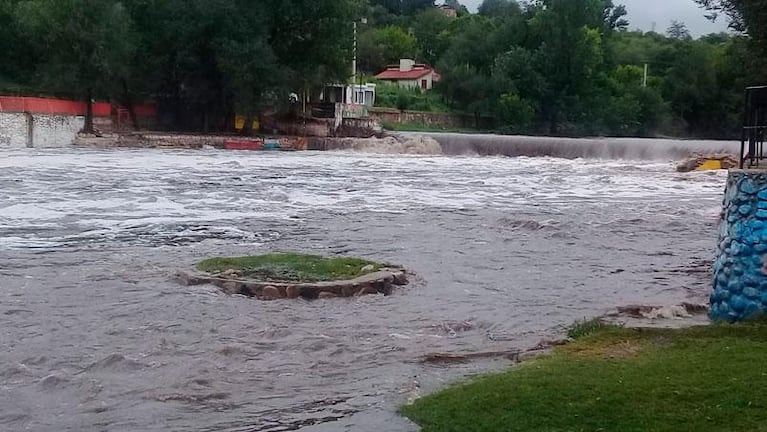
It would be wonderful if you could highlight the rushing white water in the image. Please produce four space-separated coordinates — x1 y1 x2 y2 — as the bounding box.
0 147 725 431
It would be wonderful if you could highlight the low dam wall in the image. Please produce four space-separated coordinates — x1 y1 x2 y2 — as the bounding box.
403 132 740 160
712 170 767 321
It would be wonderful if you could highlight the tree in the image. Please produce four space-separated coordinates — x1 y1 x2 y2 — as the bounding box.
16 0 134 133
0 0 35 91
358 26 418 73
667 20 692 40
402 0 434 15
478 0 521 18
445 0 469 16
266 0 357 95
411 8 453 65
526 0 615 133
696 0 767 81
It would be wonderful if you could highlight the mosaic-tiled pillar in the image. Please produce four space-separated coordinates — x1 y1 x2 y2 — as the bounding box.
711 170 767 321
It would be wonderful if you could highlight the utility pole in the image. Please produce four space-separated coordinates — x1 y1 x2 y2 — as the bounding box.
352 18 368 105
353 20 357 104
643 63 648 88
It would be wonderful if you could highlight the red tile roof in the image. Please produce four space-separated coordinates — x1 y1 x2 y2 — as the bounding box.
375 65 436 81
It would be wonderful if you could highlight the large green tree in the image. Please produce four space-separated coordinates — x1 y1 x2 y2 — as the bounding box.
696 0 767 81
16 0 134 132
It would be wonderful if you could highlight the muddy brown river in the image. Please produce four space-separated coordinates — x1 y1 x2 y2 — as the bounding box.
0 138 733 431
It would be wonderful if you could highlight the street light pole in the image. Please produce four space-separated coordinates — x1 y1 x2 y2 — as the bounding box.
352 18 368 105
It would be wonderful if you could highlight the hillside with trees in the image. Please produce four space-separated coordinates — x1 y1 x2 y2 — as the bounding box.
0 0 762 138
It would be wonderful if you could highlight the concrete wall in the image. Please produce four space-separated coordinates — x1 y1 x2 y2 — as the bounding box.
0 112 84 148
32 114 84 147
711 170 767 321
0 112 29 148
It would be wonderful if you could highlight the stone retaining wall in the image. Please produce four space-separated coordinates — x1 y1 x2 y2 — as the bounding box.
369 108 463 129
711 170 767 321
177 268 409 300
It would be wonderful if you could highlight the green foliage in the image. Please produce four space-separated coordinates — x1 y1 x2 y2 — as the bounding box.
566 318 610 339
478 0 521 18
197 253 382 282
359 26 418 74
2 0 357 132
403 319 767 432
410 8 453 66
381 121 479 133
14 0 134 131
375 84 450 112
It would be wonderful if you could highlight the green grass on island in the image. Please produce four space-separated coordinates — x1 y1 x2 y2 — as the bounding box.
402 319 767 432
196 253 384 283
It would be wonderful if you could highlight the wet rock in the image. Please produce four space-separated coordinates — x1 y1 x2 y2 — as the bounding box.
355 286 379 296
220 281 241 295
318 291 339 299
392 272 409 286
262 286 283 300
676 153 739 172
381 277 394 295
285 286 301 299
222 269 240 278
177 271 207 286
183 264 412 301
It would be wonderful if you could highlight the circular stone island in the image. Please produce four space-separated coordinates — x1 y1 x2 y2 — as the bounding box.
177 253 409 300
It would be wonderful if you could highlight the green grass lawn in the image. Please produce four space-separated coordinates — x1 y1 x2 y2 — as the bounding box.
402 319 767 432
196 253 383 283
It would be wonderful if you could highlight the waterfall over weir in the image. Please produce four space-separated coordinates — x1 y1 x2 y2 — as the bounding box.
398 132 741 160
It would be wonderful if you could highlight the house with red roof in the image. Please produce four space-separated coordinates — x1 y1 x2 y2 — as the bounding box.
375 59 441 91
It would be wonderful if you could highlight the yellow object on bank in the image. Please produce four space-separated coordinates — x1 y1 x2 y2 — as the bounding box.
696 159 723 171
235 116 260 131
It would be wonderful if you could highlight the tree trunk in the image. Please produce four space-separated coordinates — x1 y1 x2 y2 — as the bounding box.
83 88 95 134
121 79 140 130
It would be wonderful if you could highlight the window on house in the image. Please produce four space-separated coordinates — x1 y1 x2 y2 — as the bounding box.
421 80 427 90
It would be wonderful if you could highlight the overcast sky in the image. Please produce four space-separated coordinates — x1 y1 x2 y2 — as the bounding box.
459 0 730 36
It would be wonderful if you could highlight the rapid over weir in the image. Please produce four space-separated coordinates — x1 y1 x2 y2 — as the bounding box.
399 132 741 160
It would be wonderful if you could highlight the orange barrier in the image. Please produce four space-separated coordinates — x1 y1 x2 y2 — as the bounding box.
0 96 156 118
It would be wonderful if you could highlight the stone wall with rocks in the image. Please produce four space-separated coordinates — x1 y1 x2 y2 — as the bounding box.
711 170 767 321
177 267 409 301
369 108 494 130
370 108 462 129
0 112 84 148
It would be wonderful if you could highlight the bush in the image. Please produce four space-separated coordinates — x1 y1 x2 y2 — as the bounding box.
374 83 450 113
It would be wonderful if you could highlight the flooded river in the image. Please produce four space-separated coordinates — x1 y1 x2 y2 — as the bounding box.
0 139 732 431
